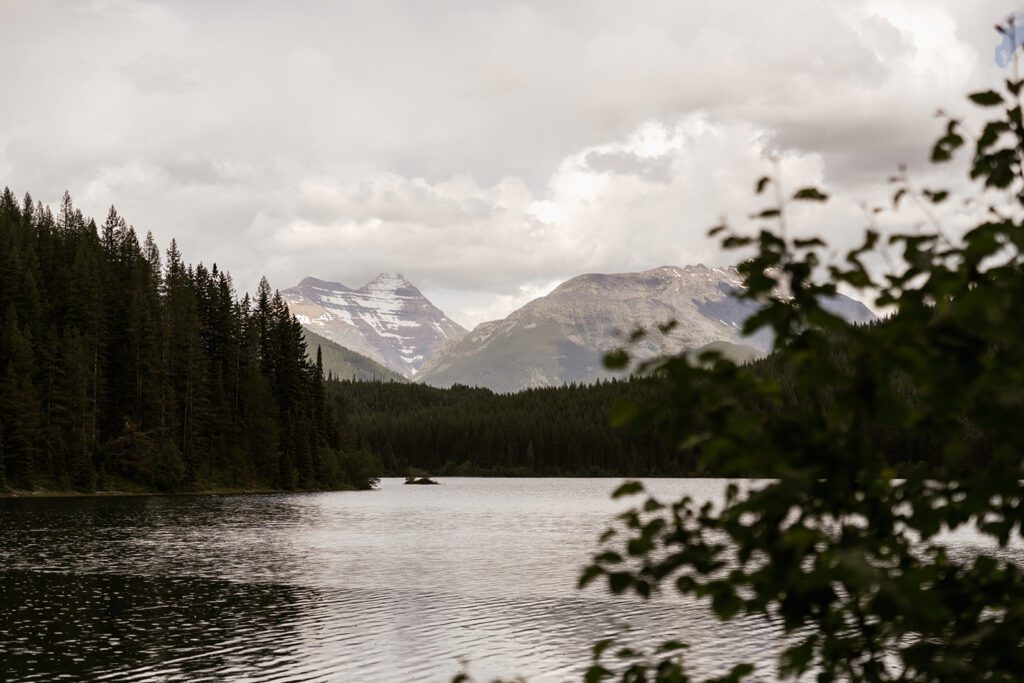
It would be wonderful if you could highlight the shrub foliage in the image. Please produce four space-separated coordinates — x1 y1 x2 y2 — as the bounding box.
579 70 1024 680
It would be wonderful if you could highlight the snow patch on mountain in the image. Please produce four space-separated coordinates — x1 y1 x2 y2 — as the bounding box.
282 273 466 378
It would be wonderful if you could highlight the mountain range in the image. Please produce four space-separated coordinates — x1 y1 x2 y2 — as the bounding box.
284 265 877 393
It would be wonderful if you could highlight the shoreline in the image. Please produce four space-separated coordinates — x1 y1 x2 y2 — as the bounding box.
0 486 357 500
2 476 748 500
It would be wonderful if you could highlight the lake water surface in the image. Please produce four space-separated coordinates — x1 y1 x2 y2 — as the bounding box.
0 478 1011 682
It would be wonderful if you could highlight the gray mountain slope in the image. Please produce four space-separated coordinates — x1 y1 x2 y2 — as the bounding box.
283 273 466 378
302 329 406 383
417 265 876 393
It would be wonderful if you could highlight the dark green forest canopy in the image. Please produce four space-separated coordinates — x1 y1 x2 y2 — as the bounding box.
330 378 679 477
331 325 960 479
0 189 376 493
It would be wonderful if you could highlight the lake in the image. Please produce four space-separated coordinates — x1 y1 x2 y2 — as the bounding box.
0 478 1011 682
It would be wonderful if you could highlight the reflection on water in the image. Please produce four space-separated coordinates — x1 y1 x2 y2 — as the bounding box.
1 479 1014 681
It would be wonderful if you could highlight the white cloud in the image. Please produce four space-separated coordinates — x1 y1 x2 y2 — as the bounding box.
447 280 565 330
0 0 1019 327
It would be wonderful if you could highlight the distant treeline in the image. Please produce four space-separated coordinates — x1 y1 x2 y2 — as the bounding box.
0 188 376 493
330 319 975 479
330 378 683 476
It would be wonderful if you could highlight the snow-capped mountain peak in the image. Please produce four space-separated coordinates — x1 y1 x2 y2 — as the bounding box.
365 272 414 291
282 274 466 377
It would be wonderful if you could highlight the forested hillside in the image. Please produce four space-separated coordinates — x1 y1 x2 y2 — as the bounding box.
331 317 966 480
331 378 680 476
302 328 406 383
0 188 376 493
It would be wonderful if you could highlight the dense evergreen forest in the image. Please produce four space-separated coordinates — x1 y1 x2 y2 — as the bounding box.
330 379 681 476
0 188 376 493
330 321 964 479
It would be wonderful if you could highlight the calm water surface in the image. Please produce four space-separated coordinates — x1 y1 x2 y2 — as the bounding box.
0 478 1012 682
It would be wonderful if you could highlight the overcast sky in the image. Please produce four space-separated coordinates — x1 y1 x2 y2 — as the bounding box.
1 0 1020 328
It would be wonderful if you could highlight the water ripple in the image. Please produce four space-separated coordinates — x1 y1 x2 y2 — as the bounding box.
3 479 1016 682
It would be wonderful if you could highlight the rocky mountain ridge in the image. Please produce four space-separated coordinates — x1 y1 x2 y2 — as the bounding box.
285 265 877 392
282 273 466 378
415 264 876 393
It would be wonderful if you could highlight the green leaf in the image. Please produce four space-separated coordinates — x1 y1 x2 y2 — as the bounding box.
579 564 604 589
612 481 644 498
592 638 615 659
725 662 755 681
595 550 623 564
793 237 826 248
603 349 630 370
608 571 633 594
584 665 613 683
968 90 1004 106
657 640 689 653
978 121 1010 152
931 130 965 162
792 187 828 202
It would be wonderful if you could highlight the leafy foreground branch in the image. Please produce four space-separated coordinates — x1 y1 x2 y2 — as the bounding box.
578 75 1024 681
462 61 1024 683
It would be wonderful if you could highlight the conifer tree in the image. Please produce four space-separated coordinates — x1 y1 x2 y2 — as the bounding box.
0 188 371 492
0 423 6 490
0 315 40 488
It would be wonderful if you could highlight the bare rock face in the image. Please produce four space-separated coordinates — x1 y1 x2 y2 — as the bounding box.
282 273 466 378
417 265 876 393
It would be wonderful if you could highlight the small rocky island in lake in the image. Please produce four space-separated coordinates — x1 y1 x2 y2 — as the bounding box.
404 476 440 485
